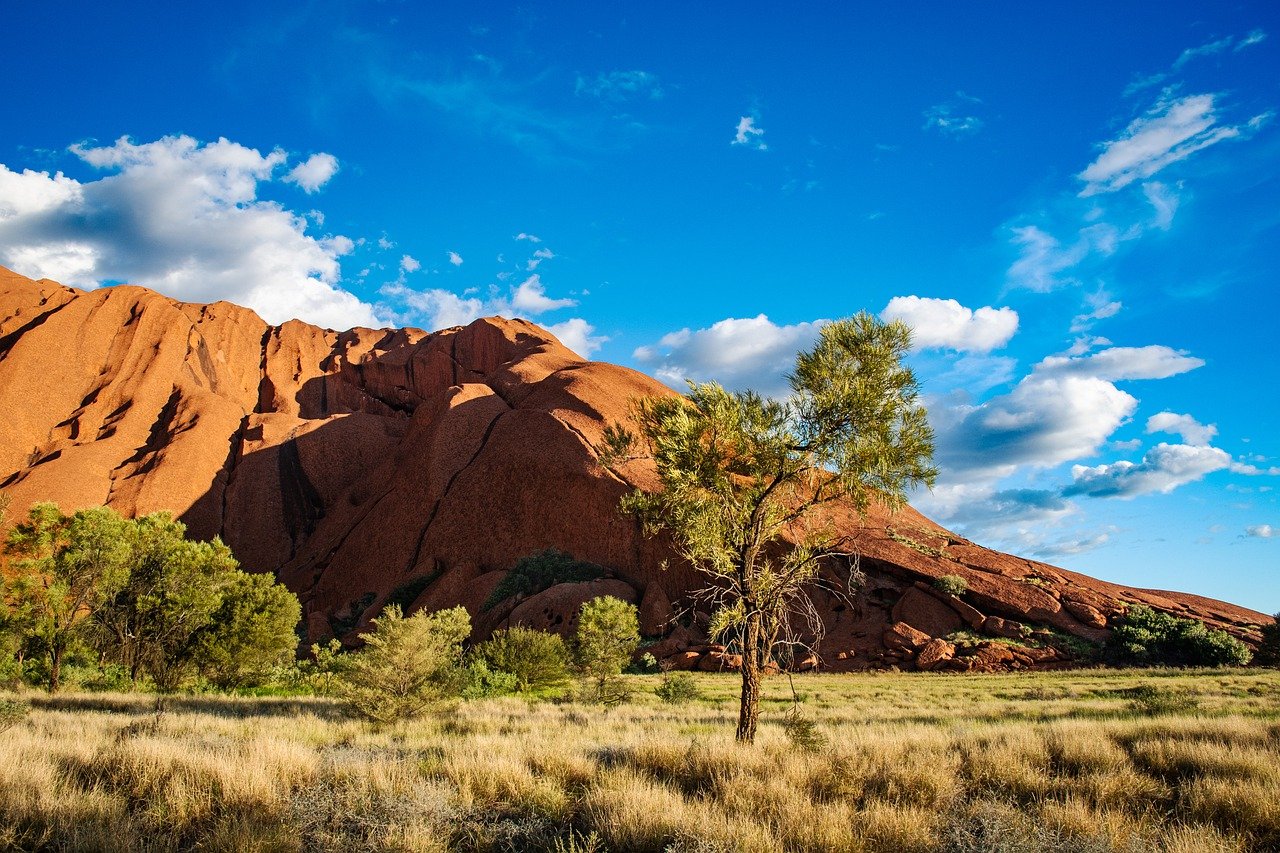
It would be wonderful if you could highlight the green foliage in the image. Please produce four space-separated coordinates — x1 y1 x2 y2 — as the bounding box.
338 605 470 723
195 571 302 689
458 658 520 699
654 671 702 704
1255 615 1280 667
781 705 828 753
298 639 351 695
611 313 937 742
1107 605 1252 667
472 625 571 693
573 596 639 704
1123 684 1200 716
482 550 607 611
6 503 134 691
933 574 969 597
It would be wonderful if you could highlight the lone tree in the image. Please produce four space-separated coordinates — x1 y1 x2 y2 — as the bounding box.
606 313 936 742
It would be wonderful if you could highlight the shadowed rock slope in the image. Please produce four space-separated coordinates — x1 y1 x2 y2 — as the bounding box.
0 267 1271 671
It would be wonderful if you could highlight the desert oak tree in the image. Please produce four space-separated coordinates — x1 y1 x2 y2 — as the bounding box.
605 313 936 742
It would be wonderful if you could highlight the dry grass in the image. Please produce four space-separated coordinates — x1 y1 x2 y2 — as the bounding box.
0 668 1277 851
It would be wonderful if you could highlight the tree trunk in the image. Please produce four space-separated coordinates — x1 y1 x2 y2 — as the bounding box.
49 645 63 692
736 611 762 743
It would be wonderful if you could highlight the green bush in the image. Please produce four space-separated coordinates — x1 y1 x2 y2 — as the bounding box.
1107 605 1251 667
459 658 520 699
337 605 470 723
471 626 571 693
482 550 607 611
574 596 639 705
1255 614 1279 667
654 671 702 704
933 574 969 597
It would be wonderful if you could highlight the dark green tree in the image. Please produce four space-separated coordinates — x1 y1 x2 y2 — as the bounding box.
1256 615 1280 667
473 625 572 693
607 313 936 742
195 570 302 689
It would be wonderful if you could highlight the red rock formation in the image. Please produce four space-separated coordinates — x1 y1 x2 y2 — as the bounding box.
0 267 1272 670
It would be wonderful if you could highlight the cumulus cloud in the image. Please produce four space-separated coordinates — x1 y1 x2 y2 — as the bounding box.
880 296 1018 353
547 317 607 357
1077 94 1257 196
732 116 767 150
0 135 377 329
931 345 1204 481
1064 442 1233 498
633 314 826 397
511 274 576 313
400 254 421 273
1146 411 1217 445
575 70 663 101
1245 524 1277 538
283 152 339 193
448 251 463 266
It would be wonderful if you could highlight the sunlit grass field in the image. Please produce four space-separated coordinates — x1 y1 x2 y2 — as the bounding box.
2 668 1278 852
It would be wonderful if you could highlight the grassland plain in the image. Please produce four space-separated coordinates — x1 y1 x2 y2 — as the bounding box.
1 668 1278 853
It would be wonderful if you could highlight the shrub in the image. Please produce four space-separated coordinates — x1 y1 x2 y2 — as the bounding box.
482 550 607 611
655 671 702 704
0 697 29 733
933 574 969 596
459 658 520 699
472 626 571 693
574 596 639 704
1107 605 1251 667
338 605 470 723
1255 614 1279 667
1124 684 1199 715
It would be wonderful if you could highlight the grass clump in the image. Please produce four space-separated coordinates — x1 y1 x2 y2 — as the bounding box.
933 574 969 596
482 550 608 611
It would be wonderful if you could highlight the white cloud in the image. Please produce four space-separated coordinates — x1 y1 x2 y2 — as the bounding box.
922 103 983 136
0 135 377 329
880 296 1018 353
1078 94 1250 196
732 116 767 150
633 314 826 397
284 152 339 193
547 317 607 357
1146 411 1217 446
1245 524 1277 538
1064 442 1233 498
400 254 421 273
532 247 555 260
378 235 394 250
515 232 541 243
511 274 576 313
931 345 1203 481
1034 345 1204 381
448 251 463 266
575 70 662 101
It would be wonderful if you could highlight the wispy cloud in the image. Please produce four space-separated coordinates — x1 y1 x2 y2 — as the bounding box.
1078 93 1258 196
923 92 984 137
1245 524 1277 538
1174 35 1236 68
575 69 662 101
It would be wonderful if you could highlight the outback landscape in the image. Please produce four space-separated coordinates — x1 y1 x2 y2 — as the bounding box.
3 3 1280 852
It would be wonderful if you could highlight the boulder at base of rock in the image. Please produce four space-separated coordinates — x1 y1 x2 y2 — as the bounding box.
507 579 638 637
983 616 1030 639
638 582 674 636
965 642 1017 672
883 621 931 652
1064 600 1108 629
698 649 743 671
893 587 964 637
916 638 956 671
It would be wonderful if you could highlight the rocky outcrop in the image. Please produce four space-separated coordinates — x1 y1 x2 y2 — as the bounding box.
0 267 1273 671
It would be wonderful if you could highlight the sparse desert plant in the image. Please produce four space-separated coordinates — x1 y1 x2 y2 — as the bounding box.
574 596 640 704
472 625 572 693
781 704 828 752
933 574 969 597
655 671 703 704
337 604 470 723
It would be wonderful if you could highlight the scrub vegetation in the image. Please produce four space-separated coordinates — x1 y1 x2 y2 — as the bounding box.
2 667 1277 852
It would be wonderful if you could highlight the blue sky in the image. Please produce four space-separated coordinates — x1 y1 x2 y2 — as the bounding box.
2 2 1278 612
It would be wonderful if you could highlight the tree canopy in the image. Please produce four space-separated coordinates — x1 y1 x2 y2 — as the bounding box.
607 312 936 742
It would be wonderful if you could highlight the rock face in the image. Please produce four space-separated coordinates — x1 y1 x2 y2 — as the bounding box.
0 267 1273 670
